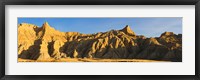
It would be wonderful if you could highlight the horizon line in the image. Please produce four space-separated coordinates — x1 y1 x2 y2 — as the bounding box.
18 22 182 38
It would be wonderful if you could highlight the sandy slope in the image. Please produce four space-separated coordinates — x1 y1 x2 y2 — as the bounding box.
18 58 169 62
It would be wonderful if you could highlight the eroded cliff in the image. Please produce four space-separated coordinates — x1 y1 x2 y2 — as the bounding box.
18 22 182 62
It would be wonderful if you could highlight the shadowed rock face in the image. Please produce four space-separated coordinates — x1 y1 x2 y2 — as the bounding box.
18 22 182 62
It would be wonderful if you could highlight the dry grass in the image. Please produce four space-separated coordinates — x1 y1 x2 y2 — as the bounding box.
18 58 169 62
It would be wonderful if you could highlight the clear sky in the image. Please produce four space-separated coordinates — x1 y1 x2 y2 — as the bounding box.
18 17 182 37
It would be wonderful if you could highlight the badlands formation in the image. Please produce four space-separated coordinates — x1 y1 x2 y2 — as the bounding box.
18 22 182 62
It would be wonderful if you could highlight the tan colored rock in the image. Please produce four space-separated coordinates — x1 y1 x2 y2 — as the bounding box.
37 41 51 60
120 25 136 36
18 23 182 62
73 49 78 58
18 23 38 55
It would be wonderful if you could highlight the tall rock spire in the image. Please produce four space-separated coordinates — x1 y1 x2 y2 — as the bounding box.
38 21 63 41
42 21 51 29
120 25 136 36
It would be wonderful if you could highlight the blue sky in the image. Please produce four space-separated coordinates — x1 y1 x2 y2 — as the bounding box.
18 17 182 37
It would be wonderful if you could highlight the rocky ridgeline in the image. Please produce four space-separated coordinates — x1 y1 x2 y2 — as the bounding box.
18 22 182 62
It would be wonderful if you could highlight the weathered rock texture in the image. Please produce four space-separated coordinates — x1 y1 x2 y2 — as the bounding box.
18 22 182 62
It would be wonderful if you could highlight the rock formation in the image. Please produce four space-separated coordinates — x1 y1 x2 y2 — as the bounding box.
18 22 182 62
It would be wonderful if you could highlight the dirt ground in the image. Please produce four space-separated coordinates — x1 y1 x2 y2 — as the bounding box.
18 58 169 62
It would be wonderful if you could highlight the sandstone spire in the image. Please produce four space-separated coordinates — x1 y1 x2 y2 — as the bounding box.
40 21 60 35
120 25 136 36
42 21 52 30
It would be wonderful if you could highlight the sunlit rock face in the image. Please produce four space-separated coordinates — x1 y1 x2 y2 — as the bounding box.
18 22 182 62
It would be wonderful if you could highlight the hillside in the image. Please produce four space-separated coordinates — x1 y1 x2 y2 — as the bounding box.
18 22 182 62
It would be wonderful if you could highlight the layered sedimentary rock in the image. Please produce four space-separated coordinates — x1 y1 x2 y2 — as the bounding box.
18 22 182 61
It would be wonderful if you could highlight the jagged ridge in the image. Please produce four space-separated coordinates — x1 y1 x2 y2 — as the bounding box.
18 22 182 62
